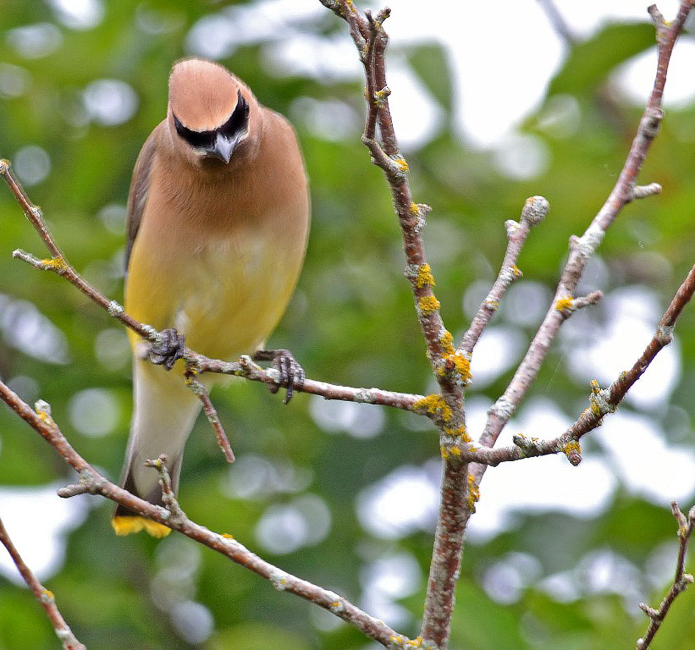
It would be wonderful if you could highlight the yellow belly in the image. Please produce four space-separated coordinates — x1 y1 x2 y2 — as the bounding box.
125 220 302 363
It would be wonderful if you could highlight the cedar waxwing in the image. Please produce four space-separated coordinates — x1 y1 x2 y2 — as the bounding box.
112 58 310 537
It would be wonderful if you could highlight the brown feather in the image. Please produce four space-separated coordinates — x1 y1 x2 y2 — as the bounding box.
124 128 158 272
169 58 248 132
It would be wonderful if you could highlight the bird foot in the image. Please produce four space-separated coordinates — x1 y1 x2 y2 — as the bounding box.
149 328 185 370
253 348 305 403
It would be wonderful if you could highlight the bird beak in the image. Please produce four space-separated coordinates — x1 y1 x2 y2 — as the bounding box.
207 133 235 164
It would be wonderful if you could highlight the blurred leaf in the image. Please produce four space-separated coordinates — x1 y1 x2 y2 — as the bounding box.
448 581 528 649
207 622 311 650
406 43 453 118
548 22 656 97
0 593 56 649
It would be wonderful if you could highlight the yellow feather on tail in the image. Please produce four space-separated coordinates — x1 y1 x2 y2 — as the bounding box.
112 516 171 538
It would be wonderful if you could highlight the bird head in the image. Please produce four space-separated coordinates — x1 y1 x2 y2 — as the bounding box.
167 58 256 166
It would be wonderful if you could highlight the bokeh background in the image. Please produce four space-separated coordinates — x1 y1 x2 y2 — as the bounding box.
2 0 695 648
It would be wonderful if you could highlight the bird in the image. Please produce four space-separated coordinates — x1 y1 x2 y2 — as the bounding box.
112 58 310 537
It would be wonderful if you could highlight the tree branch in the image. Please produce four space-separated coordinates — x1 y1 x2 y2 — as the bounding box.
0 516 86 650
0 160 154 342
0 380 412 647
184 371 235 463
637 501 695 649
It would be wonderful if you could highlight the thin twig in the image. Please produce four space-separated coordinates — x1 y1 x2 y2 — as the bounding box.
535 0 576 44
0 160 155 342
0 516 86 650
460 196 549 354
184 371 235 463
190 354 425 412
0 380 411 648
144 454 186 522
637 501 695 649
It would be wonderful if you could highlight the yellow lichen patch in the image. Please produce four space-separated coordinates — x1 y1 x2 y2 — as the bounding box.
414 394 452 423
37 410 55 427
510 265 522 278
449 445 462 457
41 257 68 273
416 263 435 289
466 473 480 512
419 295 440 316
440 348 472 387
444 425 472 443
222 533 235 540
589 380 603 416
562 439 581 460
393 155 409 172
554 295 575 313
451 352 472 385
374 88 390 107
440 329 455 356
409 202 420 216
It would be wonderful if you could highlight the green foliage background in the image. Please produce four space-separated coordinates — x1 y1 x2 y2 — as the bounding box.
1 1 695 648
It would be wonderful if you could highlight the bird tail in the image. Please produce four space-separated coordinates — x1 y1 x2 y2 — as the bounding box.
112 456 183 538
112 360 201 538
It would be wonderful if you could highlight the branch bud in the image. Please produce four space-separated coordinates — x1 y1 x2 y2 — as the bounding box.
520 196 549 227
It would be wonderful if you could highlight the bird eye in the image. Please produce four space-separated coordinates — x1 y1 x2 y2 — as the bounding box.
220 90 249 139
173 114 216 149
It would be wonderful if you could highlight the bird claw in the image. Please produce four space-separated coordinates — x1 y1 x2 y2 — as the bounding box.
253 348 305 403
149 328 185 370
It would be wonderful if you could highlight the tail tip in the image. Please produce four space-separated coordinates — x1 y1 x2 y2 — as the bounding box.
112 515 171 538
